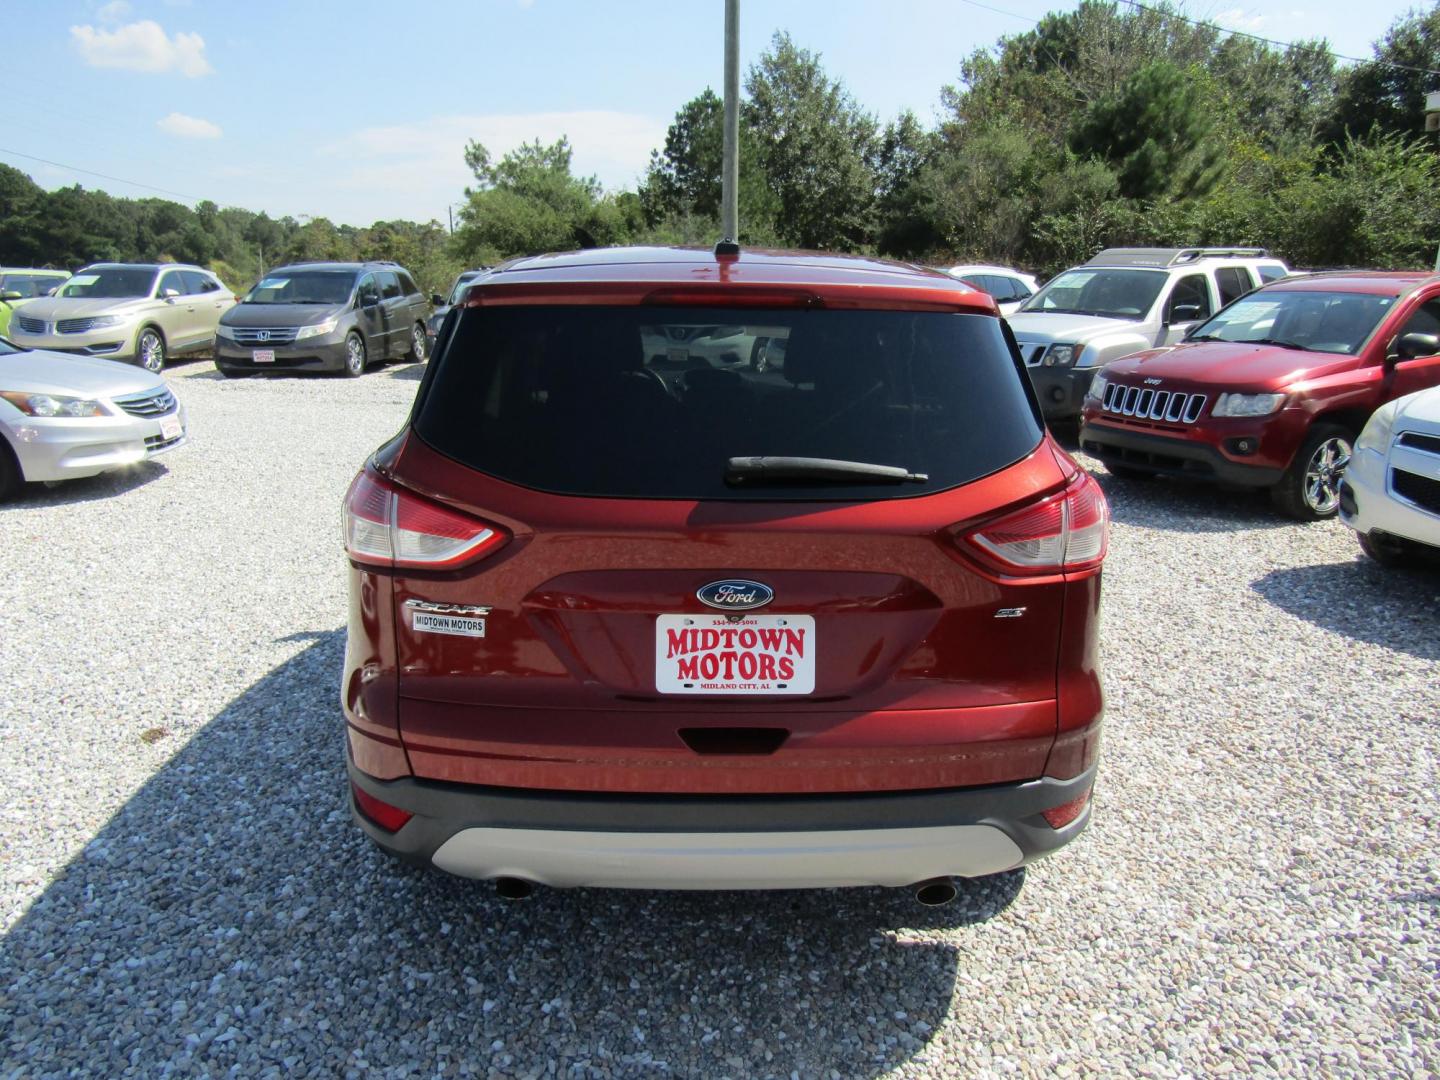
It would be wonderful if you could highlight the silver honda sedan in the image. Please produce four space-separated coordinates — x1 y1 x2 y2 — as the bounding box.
0 337 186 499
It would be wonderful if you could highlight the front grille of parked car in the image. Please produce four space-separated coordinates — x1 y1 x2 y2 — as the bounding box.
144 433 184 452
1391 467 1440 515
231 327 299 346
13 315 46 334
114 388 177 418
1397 431 1440 456
57 317 101 334
1100 382 1208 424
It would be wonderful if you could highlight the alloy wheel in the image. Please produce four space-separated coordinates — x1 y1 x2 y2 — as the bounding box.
1302 436 1351 515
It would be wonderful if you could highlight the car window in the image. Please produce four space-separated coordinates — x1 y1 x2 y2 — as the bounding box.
415 306 1043 502
2 274 64 298
1190 290 1396 355
1167 275 1212 323
397 271 419 296
245 270 355 305
1398 298 1440 340
1257 265 1288 283
448 275 479 306
1010 278 1033 300
357 274 379 305
58 267 157 299
157 270 188 297
179 270 215 295
981 276 1011 301
378 272 402 300
1020 268 1167 320
1215 267 1255 306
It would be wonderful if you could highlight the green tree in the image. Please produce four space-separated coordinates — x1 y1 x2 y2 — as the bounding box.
743 32 879 249
1070 60 1224 201
1325 4 1440 144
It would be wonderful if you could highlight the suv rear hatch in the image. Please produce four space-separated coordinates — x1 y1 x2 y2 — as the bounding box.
373 293 1090 794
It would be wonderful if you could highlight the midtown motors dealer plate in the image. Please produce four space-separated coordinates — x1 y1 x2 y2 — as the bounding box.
655 613 815 695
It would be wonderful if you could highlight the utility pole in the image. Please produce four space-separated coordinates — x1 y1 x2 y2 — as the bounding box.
720 0 740 246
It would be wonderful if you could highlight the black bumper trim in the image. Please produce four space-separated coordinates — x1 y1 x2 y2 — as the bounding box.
347 753 1097 871
1027 366 1096 421
1080 422 1283 487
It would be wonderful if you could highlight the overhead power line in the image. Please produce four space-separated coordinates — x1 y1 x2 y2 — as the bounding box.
1119 0 1440 78
0 146 205 203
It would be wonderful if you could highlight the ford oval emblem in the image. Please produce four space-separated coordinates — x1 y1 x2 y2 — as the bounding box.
696 579 774 612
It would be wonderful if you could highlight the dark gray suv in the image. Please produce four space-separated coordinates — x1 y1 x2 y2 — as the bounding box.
215 261 430 378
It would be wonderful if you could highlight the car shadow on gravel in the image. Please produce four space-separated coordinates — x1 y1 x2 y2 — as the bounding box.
1251 558 1440 660
1087 469 1292 533
0 630 1016 1076
0 461 168 509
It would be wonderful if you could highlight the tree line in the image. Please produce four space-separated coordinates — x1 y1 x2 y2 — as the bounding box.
3 0 1439 291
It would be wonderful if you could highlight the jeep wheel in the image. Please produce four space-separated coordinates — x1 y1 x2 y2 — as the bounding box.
1270 423 1352 521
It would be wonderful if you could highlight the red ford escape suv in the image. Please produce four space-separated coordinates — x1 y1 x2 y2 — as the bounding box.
341 247 1108 899
1080 271 1440 520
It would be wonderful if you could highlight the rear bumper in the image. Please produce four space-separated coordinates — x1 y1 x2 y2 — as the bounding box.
1079 419 1283 487
348 753 1095 889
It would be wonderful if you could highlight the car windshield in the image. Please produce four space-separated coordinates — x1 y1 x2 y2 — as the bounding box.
448 275 482 306
244 271 355 305
1 274 65 299
57 267 157 299
1189 290 1396 355
415 305 1043 501
0 337 23 355
1019 268 1166 320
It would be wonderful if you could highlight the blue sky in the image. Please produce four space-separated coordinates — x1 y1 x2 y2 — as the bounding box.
3 0 1426 227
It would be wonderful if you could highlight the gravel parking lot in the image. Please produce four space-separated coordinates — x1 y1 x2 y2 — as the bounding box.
0 358 1436 1078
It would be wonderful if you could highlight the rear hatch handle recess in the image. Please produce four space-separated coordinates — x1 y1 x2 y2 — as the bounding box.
725 456 929 486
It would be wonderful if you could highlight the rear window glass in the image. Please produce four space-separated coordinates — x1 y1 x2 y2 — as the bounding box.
415 305 1042 501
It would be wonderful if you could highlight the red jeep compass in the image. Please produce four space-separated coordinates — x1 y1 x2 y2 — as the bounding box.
1079 271 1440 520
340 247 1108 898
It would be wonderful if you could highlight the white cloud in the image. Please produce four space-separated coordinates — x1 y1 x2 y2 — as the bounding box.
157 111 221 139
70 19 213 77
96 0 132 23
316 111 666 223
1214 8 1308 35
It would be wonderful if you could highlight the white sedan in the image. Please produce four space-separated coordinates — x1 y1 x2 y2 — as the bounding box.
0 339 186 500
1340 386 1440 567
943 264 1041 316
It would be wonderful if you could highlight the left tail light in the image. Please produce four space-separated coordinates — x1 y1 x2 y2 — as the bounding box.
343 470 509 570
351 781 412 832
962 471 1109 575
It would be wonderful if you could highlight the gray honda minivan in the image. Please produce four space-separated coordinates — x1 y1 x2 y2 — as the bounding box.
215 261 430 378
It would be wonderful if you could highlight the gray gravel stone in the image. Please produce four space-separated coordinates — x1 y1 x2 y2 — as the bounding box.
0 360 1435 1077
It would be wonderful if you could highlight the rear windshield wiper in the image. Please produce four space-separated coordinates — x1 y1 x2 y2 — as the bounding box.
725 456 929 486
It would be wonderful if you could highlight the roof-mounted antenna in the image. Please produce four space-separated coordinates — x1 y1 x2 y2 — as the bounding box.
715 0 740 258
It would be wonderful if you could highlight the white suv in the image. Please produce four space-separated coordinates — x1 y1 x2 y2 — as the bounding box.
1340 386 1440 567
1008 247 1291 421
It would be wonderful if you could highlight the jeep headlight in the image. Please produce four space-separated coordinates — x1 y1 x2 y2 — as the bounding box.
1354 402 1398 455
1211 392 1285 418
0 391 108 417
1043 343 1078 367
295 317 339 341
1085 372 1108 403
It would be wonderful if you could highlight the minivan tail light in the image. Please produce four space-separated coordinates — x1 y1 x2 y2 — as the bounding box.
963 472 1109 574
343 470 508 569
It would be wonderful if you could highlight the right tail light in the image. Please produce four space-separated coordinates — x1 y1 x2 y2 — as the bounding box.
962 471 1109 575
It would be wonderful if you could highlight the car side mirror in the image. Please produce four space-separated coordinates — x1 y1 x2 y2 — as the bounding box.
430 293 444 307
360 292 379 307
161 287 180 300
0 290 21 302
1394 331 1440 361
1169 303 1202 324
